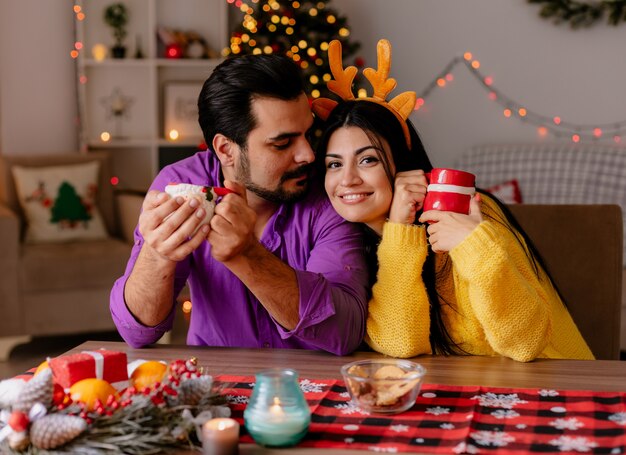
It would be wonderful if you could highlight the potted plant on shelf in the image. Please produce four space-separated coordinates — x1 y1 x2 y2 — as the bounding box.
104 3 128 59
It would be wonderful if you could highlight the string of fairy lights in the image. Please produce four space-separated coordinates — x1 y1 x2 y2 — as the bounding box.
414 52 626 144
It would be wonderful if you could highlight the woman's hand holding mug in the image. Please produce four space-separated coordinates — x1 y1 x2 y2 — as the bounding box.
420 194 483 252
388 170 429 225
417 168 482 252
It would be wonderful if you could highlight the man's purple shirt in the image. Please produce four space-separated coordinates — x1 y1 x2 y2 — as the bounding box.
110 151 369 355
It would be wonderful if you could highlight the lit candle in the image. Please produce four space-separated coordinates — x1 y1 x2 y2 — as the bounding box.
244 369 311 447
269 397 285 419
202 418 239 455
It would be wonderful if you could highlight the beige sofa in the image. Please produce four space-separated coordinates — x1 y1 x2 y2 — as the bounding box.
0 152 139 360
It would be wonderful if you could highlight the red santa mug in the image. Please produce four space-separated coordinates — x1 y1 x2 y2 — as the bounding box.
422 168 476 215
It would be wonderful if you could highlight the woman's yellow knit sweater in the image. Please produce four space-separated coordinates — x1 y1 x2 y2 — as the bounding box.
365 195 594 362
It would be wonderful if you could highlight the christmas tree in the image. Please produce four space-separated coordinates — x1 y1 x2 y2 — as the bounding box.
226 0 363 100
50 182 92 227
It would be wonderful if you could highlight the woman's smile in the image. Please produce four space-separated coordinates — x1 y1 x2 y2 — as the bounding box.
338 191 374 203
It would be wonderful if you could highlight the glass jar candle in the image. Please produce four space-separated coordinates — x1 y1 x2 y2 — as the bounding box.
244 368 310 447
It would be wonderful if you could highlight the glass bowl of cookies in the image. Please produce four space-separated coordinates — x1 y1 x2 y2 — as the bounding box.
340 359 427 414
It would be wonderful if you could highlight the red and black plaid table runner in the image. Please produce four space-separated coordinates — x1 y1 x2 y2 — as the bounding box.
219 375 626 454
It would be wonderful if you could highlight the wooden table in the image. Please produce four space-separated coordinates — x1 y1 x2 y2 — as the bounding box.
70 340 626 392
64 341 626 454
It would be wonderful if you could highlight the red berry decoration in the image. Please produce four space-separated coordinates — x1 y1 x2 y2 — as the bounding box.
8 410 29 432
52 383 67 405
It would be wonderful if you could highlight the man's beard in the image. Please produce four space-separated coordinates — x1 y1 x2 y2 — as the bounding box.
236 148 312 204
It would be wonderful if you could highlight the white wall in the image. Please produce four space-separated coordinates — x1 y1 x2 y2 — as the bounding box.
2 1 626 165
334 0 626 166
0 0 77 155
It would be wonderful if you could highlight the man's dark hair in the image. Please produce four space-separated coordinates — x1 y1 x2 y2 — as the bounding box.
198 54 305 150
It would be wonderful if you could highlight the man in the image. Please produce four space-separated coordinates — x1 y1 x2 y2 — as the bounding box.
110 54 369 355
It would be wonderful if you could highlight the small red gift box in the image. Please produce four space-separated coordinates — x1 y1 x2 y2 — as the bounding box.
49 349 128 390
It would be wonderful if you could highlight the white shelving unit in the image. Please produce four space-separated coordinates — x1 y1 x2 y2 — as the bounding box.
75 0 229 191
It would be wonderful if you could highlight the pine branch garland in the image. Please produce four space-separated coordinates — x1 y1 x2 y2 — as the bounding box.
3 394 229 454
0 360 232 455
37 395 229 454
528 0 626 27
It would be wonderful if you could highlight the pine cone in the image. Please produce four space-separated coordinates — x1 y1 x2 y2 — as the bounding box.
178 375 213 405
30 414 87 450
13 369 53 412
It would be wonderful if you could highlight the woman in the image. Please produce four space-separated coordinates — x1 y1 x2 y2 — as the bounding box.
316 97 594 362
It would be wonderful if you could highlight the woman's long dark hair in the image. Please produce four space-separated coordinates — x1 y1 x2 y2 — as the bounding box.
316 100 559 355
316 101 462 355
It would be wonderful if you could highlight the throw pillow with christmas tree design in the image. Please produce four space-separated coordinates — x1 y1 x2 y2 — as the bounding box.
11 161 108 243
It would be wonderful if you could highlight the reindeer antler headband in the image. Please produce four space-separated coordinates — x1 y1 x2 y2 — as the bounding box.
312 39 416 147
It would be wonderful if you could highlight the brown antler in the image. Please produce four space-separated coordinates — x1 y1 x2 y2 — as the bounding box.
312 39 416 147
363 40 397 102
326 40 357 101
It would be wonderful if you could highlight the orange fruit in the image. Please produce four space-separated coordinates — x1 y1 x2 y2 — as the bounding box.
69 378 118 411
34 360 49 376
130 361 167 390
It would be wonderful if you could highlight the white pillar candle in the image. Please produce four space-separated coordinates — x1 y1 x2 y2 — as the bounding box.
202 418 239 455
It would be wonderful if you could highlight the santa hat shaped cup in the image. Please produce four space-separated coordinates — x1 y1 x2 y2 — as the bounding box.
423 168 476 215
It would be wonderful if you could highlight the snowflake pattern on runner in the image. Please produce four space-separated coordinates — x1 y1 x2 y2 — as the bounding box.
440 423 455 430
453 442 480 454
339 391 351 399
470 430 515 447
389 424 409 433
491 409 520 419
538 389 560 397
549 436 598 451
550 417 584 430
226 394 249 405
470 393 528 409
299 379 325 393
368 446 398 453
425 406 451 416
335 401 370 415
609 412 626 426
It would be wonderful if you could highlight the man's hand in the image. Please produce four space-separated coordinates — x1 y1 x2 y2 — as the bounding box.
388 170 429 225
138 190 210 262
208 180 258 263
419 194 483 253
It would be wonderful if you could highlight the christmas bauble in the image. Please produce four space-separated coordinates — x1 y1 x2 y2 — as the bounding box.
69 378 118 411
130 360 167 390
